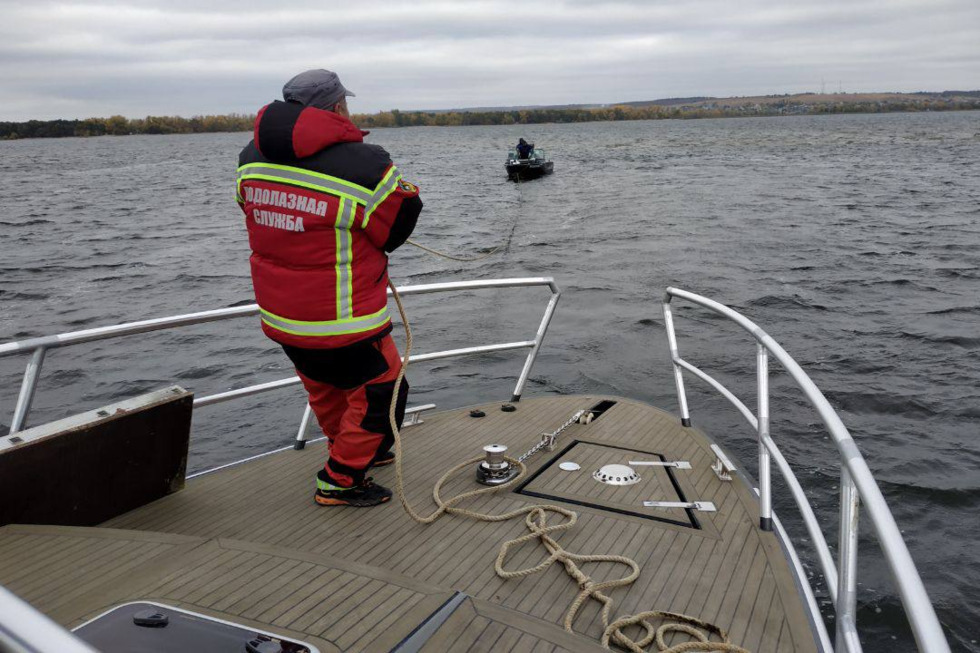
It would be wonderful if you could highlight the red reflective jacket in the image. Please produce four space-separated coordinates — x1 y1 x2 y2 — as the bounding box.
237 102 420 349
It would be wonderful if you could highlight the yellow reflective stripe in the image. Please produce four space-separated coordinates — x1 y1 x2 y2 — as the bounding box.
260 307 390 337
343 220 354 319
334 199 355 320
373 165 398 194
317 476 349 492
239 162 409 229
238 162 374 197
335 199 345 319
361 166 401 228
261 318 389 337
239 172 370 206
260 305 387 326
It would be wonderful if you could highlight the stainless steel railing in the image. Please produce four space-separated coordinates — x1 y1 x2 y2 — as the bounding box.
0 586 97 652
663 287 949 653
0 278 560 439
0 278 559 651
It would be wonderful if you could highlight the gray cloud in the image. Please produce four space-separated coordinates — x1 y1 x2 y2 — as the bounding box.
0 0 977 120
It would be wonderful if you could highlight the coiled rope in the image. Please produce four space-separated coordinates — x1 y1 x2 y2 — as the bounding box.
384 278 749 652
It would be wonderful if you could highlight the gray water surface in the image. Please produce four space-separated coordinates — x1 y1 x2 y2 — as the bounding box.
1 112 978 651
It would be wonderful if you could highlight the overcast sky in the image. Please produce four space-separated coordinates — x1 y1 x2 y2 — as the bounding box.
1 0 977 121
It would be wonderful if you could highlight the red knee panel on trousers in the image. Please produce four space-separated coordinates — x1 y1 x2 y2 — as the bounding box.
295 335 408 486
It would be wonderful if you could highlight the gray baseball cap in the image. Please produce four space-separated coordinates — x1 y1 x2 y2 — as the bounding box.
282 69 355 110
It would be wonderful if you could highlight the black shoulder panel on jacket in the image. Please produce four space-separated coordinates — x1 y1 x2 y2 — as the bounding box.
239 140 261 167
306 142 393 190
238 140 392 191
384 195 422 253
257 101 305 160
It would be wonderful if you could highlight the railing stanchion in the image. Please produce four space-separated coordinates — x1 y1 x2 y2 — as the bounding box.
837 468 862 652
9 347 47 434
662 295 691 427
294 403 314 450
511 283 560 402
663 287 950 652
757 344 772 531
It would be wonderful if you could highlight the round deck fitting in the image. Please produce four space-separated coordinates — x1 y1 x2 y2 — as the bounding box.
592 464 640 486
476 444 519 486
559 462 581 471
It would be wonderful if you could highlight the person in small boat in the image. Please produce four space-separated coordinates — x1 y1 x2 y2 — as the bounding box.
237 69 422 508
516 138 534 159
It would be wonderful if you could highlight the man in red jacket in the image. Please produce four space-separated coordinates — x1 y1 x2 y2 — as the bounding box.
237 69 422 507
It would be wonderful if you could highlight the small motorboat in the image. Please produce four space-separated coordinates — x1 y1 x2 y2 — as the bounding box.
506 147 553 181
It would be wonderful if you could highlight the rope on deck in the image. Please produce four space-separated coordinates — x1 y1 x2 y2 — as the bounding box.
386 279 750 653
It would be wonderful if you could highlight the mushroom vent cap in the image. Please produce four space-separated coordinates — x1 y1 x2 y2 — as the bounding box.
592 464 640 486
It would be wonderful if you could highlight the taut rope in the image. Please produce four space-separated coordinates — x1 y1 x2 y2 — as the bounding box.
405 238 498 262
384 279 749 652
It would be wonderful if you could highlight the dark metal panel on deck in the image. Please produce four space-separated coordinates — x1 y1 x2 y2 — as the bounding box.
0 386 192 527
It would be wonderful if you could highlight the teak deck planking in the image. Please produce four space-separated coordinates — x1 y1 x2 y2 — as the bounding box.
1 396 818 652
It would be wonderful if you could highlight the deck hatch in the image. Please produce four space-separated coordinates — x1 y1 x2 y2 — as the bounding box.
73 601 319 653
515 440 701 529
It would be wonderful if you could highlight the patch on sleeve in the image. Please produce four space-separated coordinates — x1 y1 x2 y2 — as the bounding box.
398 179 419 194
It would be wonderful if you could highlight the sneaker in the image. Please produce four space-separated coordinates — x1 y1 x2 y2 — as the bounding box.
314 470 392 507
372 450 395 467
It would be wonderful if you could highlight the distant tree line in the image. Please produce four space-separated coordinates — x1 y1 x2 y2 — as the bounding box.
0 114 253 140
354 96 980 127
353 106 672 127
2 95 979 140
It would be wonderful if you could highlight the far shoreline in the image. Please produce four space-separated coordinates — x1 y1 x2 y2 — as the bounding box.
2 92 979 141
